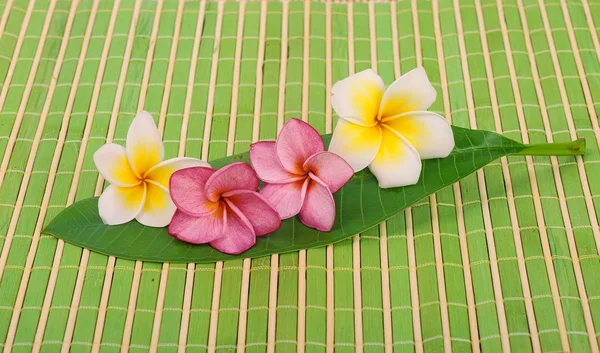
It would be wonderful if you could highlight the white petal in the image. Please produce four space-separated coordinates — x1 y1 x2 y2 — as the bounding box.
378 67 437 120
136 181 176 227
98 183 146 225
93 143 140 187
126 110 164 177
328 119 381 172
384 111 454 159
145 157 210 188
331 68 385 127
368 126 422 188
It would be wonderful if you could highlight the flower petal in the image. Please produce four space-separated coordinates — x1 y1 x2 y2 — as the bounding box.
93 143 140 187
168 204 226 244
126 110 164 178
136 181 176 227
169 167 219 216
224 190 281 236
249 141 305 183
378 67 436 120
304 152 353 193
328 119 381 172
276 119 325 174
205 162 259 202
298 176 336 231
98 183 146 225
369 126 422 188
331 68 385 127
384 111 454 159
259 178 308 219
209 203 256 255
145 157 210 188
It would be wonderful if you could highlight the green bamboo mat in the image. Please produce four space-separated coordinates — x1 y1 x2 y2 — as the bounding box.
0 0 599 352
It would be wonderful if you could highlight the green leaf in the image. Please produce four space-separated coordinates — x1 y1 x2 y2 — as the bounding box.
42 126 583 263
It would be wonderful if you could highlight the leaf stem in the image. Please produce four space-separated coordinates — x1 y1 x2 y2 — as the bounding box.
512 138 586 156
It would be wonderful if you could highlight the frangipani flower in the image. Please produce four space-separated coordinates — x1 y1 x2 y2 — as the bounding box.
249 118 354 232
329 67 455 188
94 111 209 227
168 163 281 254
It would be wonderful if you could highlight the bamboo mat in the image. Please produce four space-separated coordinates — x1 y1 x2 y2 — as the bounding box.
0 0 600 352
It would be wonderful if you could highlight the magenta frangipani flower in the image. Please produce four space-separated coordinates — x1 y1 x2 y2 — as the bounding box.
168 162 281 255
249 118 354 231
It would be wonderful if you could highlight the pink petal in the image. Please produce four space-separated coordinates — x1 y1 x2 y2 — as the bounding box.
299 176 336 232
249 141 305 183
168 205 226 244
224 190 281 236
209 203 256 255
276 119 325 174
169 167 219 216
259 178 309 219
304 151 354 193
205 162 259 202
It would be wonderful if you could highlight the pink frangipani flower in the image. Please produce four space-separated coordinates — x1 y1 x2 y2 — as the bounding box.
168 162 281 255
249 118 354 231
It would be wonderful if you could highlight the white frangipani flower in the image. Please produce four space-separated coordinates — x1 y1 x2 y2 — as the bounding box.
94 111 209 227
328 67 455 188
